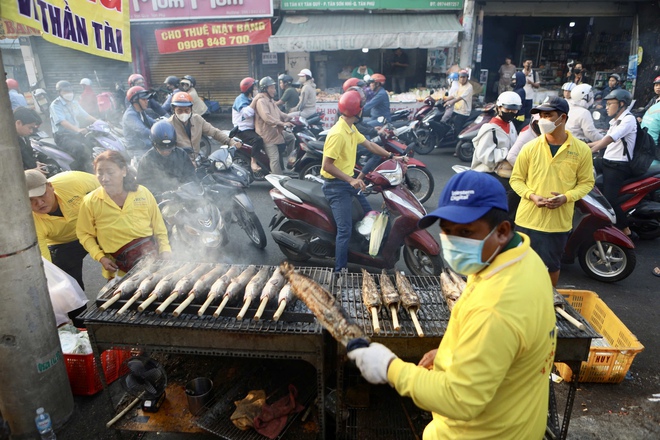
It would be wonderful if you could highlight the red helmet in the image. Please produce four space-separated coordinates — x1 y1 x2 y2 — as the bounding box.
171 91 193 107
343 78 363 92
240 77 256 93
339 90 363 117
128 73 144 86
126 86 151 103
6 79 19 90
368 73 386 85
654 76 660 84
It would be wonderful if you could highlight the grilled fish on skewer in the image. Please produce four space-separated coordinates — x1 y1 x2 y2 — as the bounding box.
198 266 241 316
213 265 258 318
440 269 463 312
380 270 401 331
395 271 424 337
272 283 293 322
448 269 466 291
280 262 366 347
117 263 173 314
254 267 285 320
172 264 228 317
361 269 382 333
100 265 152 311
156 264 213 314
138 262 196 312
237 267 270 320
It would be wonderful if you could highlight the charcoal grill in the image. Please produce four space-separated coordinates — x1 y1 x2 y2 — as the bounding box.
81 261 333 439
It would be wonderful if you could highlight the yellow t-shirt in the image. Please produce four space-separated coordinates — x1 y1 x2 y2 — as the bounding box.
32 171 100 261
388 234 557 440
320 117 366 179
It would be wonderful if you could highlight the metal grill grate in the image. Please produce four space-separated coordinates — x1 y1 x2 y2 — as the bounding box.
335 272 449 338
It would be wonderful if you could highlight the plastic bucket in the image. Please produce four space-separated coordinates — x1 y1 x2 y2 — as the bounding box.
185 377 213 416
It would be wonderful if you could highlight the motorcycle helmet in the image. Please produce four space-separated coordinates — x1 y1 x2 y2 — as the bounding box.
182 75 196 87
368 73 386 86
496 91 522 110
448 72 459 81
240 77 256 93
128 73 144 86
603 89 632 107
653 76 660 85
6 78 19 90
338 90 363 117
561 82 576 92
278 74 293 85
259 76 276 93
458 70 469 78
126 86 151 103
164 76 179 87
342 78 366 92
171 91 193 107
151 120 177 149
55 80 72 91
571 84 594 106
80 78 93 87
608 73 621 83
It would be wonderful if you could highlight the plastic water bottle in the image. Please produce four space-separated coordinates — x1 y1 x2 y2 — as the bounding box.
34 408 56 440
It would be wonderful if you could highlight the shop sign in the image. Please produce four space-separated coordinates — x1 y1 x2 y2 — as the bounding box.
281 0 463 10
262 52 278 64
155 19 271 54
131 0 274 22
0 19 40 39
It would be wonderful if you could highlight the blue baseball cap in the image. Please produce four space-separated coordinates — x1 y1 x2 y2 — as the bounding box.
531 95 569 115
418 171 508 228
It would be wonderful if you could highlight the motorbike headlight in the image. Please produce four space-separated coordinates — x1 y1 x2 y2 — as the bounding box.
378 163 404 186
214 160 227 171
183 224 201 236
474 115 484 124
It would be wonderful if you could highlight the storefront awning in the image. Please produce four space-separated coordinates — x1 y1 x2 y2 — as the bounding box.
268 14 463 53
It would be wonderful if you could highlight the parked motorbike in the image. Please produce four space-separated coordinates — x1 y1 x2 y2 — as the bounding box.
267 160 443 276
454 103 498 162
414 101 482 156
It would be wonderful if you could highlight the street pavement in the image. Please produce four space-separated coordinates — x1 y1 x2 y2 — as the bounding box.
57 118 659 439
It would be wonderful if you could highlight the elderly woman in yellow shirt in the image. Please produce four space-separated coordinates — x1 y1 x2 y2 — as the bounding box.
77 150 171 279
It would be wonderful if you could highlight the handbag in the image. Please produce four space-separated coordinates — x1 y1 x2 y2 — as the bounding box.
111 236 158 273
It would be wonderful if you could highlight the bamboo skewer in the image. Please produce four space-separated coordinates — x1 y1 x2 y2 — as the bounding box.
99 294 121 311
409 310 424 337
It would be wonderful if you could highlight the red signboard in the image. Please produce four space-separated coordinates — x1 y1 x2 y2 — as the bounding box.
131 0 273 22
154 19 271 54
1 19 41 38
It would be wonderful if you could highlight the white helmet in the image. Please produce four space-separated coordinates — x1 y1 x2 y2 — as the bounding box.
561 82 576 91
571 83 594 108
496 91 522 110
80 78 93 86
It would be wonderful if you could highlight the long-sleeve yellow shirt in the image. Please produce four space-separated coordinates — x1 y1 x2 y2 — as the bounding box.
76 185 171 264
32 171 100 261
388 234 557 440
510 131 594 232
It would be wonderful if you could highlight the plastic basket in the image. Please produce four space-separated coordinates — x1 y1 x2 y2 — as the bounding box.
64 348 133 396
554 289 644 384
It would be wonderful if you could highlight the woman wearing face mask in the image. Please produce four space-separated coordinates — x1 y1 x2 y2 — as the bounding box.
510 96 595 286
49 80 98 172
167 92 241 157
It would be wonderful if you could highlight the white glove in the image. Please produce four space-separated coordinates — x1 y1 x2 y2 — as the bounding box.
347 342 397 384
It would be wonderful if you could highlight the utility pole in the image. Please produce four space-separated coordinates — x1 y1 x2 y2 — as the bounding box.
0 51 74 439
459 0 477 70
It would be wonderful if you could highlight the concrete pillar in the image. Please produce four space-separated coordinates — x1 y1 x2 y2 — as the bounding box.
0 51 74 439
459 0 476 70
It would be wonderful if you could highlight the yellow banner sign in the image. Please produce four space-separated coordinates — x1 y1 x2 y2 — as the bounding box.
1 0 131 62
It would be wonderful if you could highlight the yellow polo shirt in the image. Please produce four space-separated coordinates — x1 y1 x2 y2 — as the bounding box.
321 117 366 179
32 171 100 261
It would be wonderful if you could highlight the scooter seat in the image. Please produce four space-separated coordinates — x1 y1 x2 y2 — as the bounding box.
307 140 325 152
283 179 366 222
595 162 660 188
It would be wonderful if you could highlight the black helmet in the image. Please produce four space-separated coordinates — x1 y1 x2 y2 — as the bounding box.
150 120 177 149
164 76 179 87
55 80 72 91
259 76 276 92
182 75 196 87
278 74 293 85
603 89 632 107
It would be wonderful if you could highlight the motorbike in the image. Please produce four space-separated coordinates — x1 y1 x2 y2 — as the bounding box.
293 122 435 203
30 132 75 176
83 120 130 161
315 109 412 142
454 103 498 163
267 160 443 276
414 100 483 156
452 164 636 282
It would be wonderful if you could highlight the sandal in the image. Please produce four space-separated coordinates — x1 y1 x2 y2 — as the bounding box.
652 267 660 278
251 163 262 173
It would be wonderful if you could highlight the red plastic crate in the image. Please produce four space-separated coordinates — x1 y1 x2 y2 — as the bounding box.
64 348 132 396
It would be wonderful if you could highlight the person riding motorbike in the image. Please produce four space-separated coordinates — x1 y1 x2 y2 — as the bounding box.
561 82 575 100
79 78 99 117
444 70 473 132
566 84 604 143
232 77 266 173
49 80 97 172
289 69 317 118
14 107 49 173
6 78 28 110
250 76 295 174
179 75 208 116
639 76 660 122
362 73 391 126
275 74 299 113
168 91 241 157
137 120 196 196
122 86 155 155
160 75 180 115
126 73 166 117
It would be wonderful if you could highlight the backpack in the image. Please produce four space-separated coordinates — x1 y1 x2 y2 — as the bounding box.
622 117 659 176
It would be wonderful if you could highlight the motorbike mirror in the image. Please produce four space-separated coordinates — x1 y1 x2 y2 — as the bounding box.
592 111 601 121
377 116 386 124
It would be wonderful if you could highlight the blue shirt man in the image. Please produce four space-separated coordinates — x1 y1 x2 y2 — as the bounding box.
363 85 391 123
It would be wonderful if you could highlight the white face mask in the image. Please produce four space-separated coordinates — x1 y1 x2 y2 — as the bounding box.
62 92 75 101
176 112 191 123
538 115 562 135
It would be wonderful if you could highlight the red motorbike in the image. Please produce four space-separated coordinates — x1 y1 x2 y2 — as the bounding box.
266 160 443 276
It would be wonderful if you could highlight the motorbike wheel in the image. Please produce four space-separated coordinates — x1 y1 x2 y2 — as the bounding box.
456 141 474 163
404 167 434 204
299 162 323 180
277 222 311 262
199 136 212 157
403 246 443 276
235 204 267 249
413 128 435 155
578 241 636 282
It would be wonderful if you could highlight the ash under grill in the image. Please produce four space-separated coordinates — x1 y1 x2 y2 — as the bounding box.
335 272 449 338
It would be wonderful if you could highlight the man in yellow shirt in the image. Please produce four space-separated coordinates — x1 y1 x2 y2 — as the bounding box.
321 90 403 278
348 171 556 440
510 96 594 286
